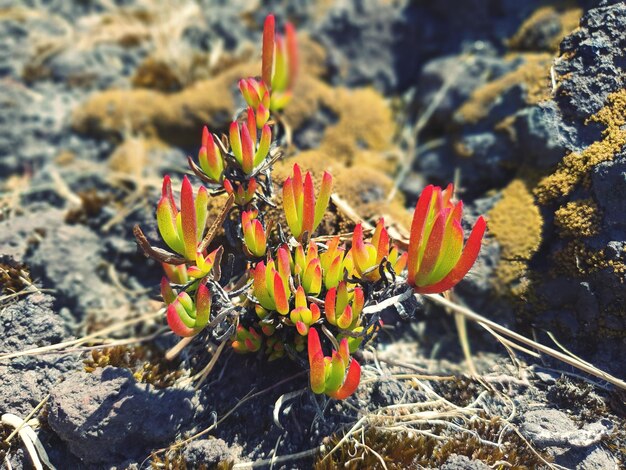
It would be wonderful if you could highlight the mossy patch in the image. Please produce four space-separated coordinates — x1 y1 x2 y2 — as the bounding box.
72 62 255 147
131 56 185 92
488 179 543 296
508 4 582 53
456 53 552 125
73 34 396 173
315 417 550 469
535 89 626 204
284 76 398 171
554 198 601 238
550 240 602 277
551 240 626 281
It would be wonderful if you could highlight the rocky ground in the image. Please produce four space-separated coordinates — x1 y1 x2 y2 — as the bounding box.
1 0 625 469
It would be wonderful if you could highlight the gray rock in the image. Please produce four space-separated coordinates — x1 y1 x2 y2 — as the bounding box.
572 446 620 470
46 42 145 89
0 293 79 416
27 215 126 319
48 367 196 465
439 454 491 470
592 153 626 230
182 438 243 467
315 0 419 93
520 409 614 448
416 51 515 129
513 101 582 168
555 3 626 122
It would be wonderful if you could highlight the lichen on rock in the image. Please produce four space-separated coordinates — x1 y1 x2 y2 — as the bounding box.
554 198 600 238
534 89 626 204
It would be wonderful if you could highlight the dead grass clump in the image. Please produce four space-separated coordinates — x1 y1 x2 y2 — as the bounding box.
132 57 185 92
316 417 550 469
64 189 110 224
0 260 33 296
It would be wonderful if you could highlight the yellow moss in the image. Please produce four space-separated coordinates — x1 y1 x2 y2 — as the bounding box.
54 150 76 166
508 4 582 52
554 198 601 238
456 53 552 125
488 179 543 295
72 32 395 172
552 240 626 282
551 240 606 277
535 89 626 203
131 56 184 92
72 62 256 147
284 76 398 171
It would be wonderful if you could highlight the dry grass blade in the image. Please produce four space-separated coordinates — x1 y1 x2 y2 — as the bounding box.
0 310 162 361
191 340 228 389
4 395 49 445
133 225 187 265
423 293 626 390
232 446 325 469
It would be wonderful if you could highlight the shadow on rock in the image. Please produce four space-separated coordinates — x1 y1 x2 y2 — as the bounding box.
48 367 197 466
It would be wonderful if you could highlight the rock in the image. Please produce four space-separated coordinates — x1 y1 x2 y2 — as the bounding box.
520 409 612 448
48 367 196 466
555 3 626 122
592 153 626 230
27 215 127 319
182 438 243 467
0 293 79 416
415 50 514 129
315 0 418 93
46 42 145 89
513 100 582 168
520 409 618 468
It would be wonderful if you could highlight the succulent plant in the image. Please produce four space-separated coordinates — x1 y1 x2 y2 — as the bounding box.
135 14 486 401
283 163 333 241
407 184 486 294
